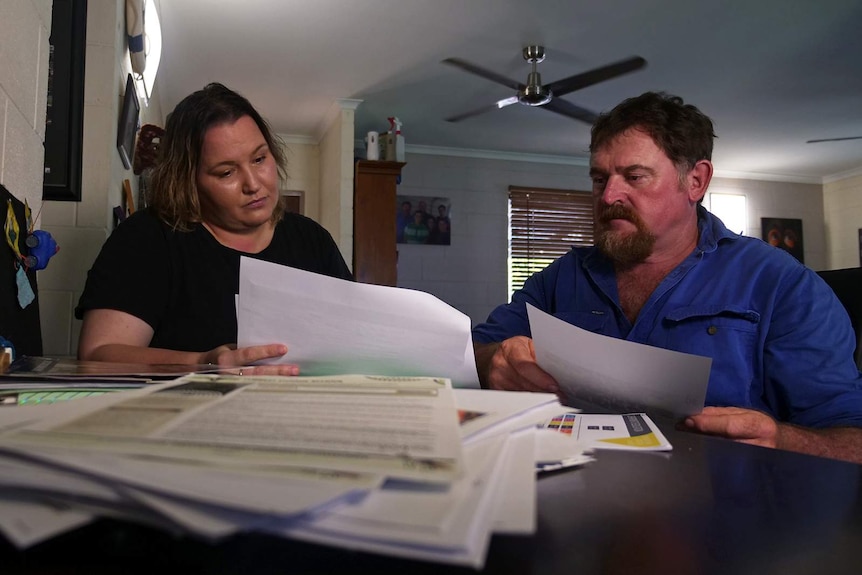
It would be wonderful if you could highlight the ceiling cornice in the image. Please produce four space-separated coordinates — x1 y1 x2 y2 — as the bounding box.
333 139 861 185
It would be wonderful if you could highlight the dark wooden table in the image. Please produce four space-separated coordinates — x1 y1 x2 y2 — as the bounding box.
4 420 861 574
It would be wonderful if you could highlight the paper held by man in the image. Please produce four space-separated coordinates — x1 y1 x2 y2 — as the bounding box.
527 304 712 419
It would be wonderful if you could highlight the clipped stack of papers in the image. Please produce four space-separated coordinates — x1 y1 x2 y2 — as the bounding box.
0 374 595 568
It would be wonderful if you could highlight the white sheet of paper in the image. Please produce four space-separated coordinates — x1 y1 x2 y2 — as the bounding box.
490 427 536 534
236 257 479 387
299 432 507 537
0 497 93 548
527 304 711 418
276 430 518 569
453 388 561 440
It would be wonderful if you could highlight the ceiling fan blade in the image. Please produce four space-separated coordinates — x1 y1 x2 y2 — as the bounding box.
542 98 599 124
546 56 647 97
806 136 862 143
442 57 525 91
445 96 520 123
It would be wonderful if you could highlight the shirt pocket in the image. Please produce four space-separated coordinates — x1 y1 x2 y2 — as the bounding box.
554 310 610 334
661 305 761 407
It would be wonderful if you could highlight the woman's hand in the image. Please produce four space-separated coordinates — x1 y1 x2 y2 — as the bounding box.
203 343 300 376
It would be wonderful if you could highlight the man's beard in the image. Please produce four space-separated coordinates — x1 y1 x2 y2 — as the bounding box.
595 203 656 267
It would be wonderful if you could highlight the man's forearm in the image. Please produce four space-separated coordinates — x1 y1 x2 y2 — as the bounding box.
777 424 862 464
473 342 500 389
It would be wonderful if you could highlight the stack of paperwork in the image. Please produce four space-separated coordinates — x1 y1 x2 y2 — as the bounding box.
0 374 584 568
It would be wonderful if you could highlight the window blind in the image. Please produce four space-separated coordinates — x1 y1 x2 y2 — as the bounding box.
508 186 594 295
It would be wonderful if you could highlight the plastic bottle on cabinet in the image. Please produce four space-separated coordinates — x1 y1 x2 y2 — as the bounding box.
388 117 405 162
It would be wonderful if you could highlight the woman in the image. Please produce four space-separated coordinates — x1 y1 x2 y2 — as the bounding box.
76 83 352 374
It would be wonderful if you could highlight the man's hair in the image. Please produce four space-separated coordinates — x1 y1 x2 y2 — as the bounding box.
590 91 716 176
148 83 288 230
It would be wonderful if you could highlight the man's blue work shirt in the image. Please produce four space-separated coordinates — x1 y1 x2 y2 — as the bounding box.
473 207 862 428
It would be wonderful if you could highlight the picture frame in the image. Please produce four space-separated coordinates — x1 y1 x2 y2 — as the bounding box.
42 0 87 202
281 190 305 215
117 74 140 170
761 217 804 263
396 195 451 245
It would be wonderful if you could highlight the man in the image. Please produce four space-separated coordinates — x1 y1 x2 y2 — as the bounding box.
396 200 412 243
437 204 450 224
404 209 430 244
473 92 862 463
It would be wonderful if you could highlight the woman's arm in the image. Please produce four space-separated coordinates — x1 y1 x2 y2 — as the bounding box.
79 308 202 364
78 309 299 374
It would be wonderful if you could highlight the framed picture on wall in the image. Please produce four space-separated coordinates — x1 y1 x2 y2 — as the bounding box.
281 190 305 215
43 0 87 201
116 74 140 170
762 217 804 263
396 195 451 245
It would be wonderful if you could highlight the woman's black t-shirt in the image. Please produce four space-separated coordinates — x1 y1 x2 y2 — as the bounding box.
75 209 353 352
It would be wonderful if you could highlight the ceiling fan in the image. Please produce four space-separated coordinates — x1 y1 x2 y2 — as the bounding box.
806 136 862 143
442 45 646 124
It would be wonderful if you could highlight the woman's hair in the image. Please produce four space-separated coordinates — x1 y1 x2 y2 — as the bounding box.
148 83 288 230
590 91 716 179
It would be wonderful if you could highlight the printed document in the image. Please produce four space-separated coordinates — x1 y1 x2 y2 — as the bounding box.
236 257 479 386
527 304 711 418
1 374 464 483
538 412 672 452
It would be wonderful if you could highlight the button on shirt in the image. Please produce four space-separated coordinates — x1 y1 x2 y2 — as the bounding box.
473 206 862 428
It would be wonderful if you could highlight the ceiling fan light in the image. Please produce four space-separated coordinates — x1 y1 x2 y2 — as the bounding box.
521 85 552 106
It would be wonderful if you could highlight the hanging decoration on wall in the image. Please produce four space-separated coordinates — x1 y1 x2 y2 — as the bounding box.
0 185 44 355
126 0 146 75
133 123 164 174
3 199 60 309
4 200 35 308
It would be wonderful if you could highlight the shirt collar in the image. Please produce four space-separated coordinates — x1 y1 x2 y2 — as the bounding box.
697 203 739 254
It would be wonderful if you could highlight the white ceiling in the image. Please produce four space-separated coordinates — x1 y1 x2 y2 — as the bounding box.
155 0 862 183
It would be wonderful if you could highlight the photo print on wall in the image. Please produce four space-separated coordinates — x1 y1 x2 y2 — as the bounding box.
762 217 804 263
396 195 451 245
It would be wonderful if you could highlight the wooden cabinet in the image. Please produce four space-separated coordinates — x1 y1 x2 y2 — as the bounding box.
353 160 406 286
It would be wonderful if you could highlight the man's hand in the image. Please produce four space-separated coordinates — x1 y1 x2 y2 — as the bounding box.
474 337 559 393
682 406 862 464
204 344 300 376
681 406 780 448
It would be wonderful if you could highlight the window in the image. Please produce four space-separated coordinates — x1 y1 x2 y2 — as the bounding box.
508 186 594 297
706 192 747 235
